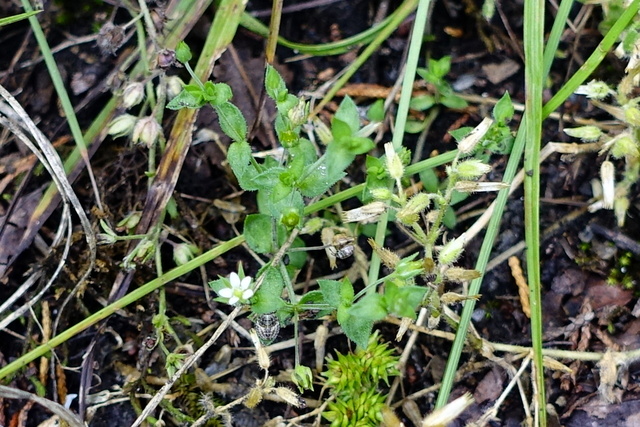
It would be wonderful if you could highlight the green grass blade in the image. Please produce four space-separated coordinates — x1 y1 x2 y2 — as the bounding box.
522 0 546 422
436 0 640 411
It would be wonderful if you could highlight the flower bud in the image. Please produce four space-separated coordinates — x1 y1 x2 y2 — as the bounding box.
107 114 136 138
122 82 145 109
156 48 176 69
301 217 324 234
600 160 615 209
287 98 307 127
173 243 199 266
564 125 603 142
341 201 386 224
452 159 492 179
116 211 141 232
280 207 301 229
457 117 493 154
574 80 614 100
384 142 404 180
370 187 393 200
292 365 314 392
396 193 430 225
625 107 640 127
438 233 466 266
132 116 162 148
165 75 184 100
610 134 639 159
313 118 332 145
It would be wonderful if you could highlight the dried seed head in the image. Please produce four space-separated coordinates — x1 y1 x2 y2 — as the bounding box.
614 196 630 227
443 267 481 282
244 386 263 408
97 23 125 56
275 387 306 408
369 238 401 269
250 329 271 370
157 49 177 69
454 181 510 193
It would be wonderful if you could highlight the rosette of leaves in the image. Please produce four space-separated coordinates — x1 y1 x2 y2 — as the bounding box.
321 332 399 426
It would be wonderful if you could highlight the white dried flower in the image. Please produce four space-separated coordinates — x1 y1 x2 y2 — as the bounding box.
218 272 254 305
454 181 510 193
600 160 615 209
341 201 387 223
457 117 493 154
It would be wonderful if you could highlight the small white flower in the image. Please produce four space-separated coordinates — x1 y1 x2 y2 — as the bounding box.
218 272 254 305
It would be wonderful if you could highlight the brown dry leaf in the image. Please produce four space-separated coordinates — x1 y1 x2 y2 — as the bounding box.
482 59 520 84
473 367 505 404
586 282 633 310
597 351 626 403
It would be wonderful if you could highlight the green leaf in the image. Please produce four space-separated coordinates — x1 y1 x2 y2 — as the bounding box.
251 266 285 314
341 315 375 349
367 99 385 122
449 126 474 142
419 167 439 194
331 118 353 141
215 102 247 142
265 64 288 102
298 290 325 305
244 214 273 253
493 92 514 124
0 10 40 27
286 237 308 270
318 279 345 309
348 293 387 322
258 188 304 220
440 94 468 109
202 82 232 105
334 96 360 134
227 140 259 190
404 119 428 134
409 94 436 111
175 41 192 63
429 56 451 79
382 282 427 319
166 88 204 110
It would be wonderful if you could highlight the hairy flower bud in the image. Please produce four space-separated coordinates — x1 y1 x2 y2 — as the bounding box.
384 142 404 180
438 233 466 266
122 82 145 109
132 116 162 148
107 114 136 138
625 107 640 127
563 125 602 142
452 159 492 179
396 193 430 225
165 75 184 100
574 80 614 100
172 243 199 266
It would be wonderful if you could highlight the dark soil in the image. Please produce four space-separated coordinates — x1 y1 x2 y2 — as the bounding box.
1 0 640 426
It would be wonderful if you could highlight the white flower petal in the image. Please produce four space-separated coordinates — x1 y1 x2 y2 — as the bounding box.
242 289 254 300
239 276 252 290
218 288 233 298
228 296 239 305
229 272 241 287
